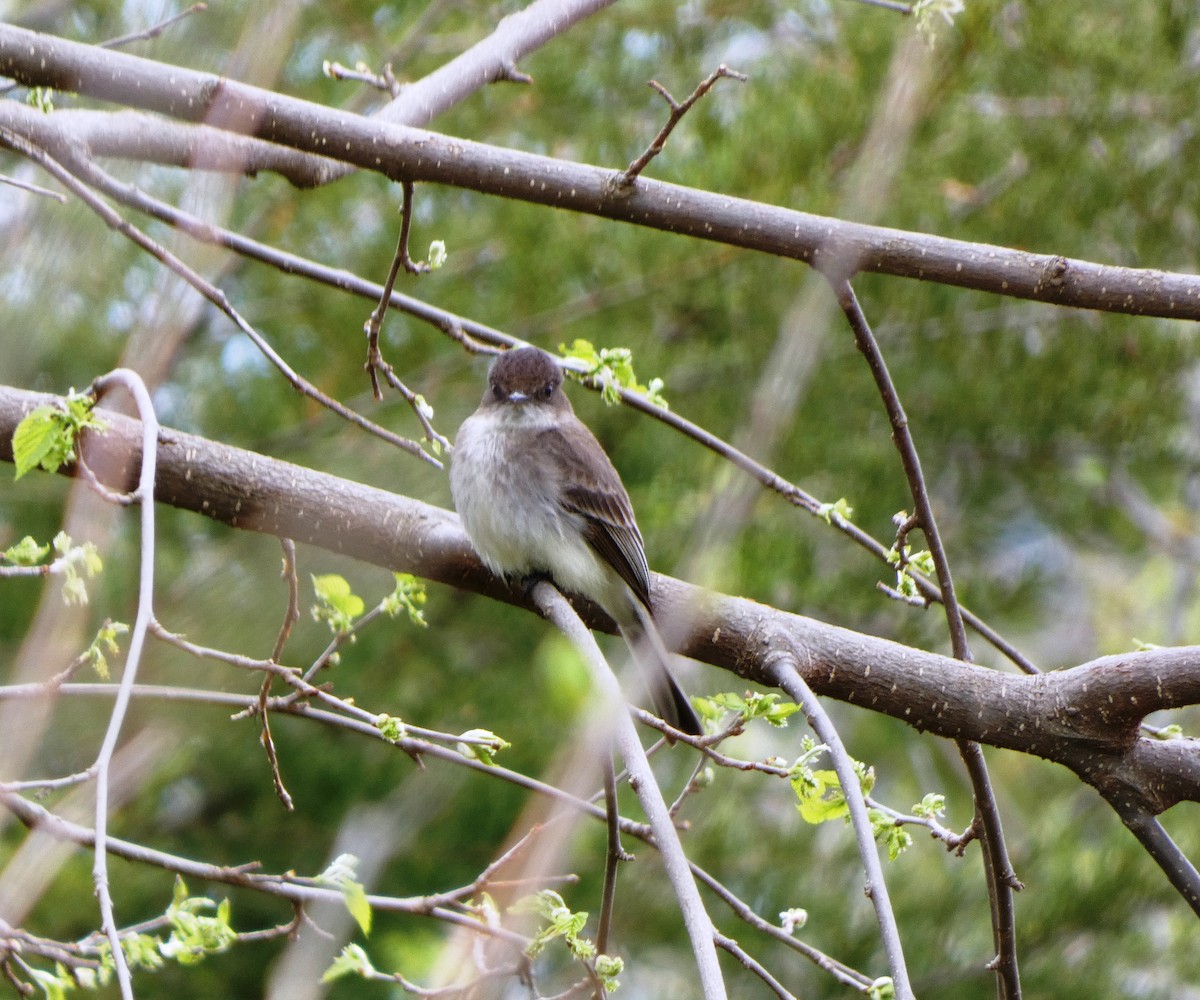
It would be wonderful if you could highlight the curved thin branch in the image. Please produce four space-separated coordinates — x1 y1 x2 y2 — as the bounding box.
0 791 529 945
85 369 160 1000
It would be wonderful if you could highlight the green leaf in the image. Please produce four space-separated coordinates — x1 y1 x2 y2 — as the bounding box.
122 933 165 971
779 907 808 934
870 808 913 861
316 854 372 935
85 620 129 681
695 690 800 727
559 338 668 408
382 573 428 627
50 533 102 607
13 405 64 479
816 497 854 526
311 574 365 634
594 952 623 992
511 890 593 959
160 875 237 964
907 549 936 575
456 728 511 766
2 535 50 566
323 944 376 983
26 87 55 113
793 764 875 825
12 393 106 480
375 714 407 742
912 792 946 818
868 976 896 1000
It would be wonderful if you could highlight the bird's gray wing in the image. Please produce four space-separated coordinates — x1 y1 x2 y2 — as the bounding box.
544 420 652 610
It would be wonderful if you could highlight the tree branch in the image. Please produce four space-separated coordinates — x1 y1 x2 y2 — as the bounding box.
2 24 1199 319
2 385 1199 817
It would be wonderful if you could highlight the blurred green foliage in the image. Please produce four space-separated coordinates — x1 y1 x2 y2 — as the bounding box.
3 0 1200 997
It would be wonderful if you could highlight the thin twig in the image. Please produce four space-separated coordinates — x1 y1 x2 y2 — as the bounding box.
271 538 301 663
714 933 798 1000
690 864 874 989
849 0 914 11
1116 808 1200 917
149 621 483 754
597 754 630 955
0 127 441 469
324 60 401 97
259 538 299 809
354 182 455 444
365 179 430 401
99 4 208 49
621 65 747 186
0 791 530 945
0 173 66 201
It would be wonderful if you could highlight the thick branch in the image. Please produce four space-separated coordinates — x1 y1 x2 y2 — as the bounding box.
3 385 1200 817
2 106 344 187
2 24 1200 319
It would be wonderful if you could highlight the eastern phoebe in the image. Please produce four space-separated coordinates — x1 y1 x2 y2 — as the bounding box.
450 346 702 737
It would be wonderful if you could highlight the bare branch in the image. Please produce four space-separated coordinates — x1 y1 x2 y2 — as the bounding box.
99 4 209 49
374 0 618 128
0 172 65 201
831 279 1022 999
4 387 1200 819
3 25 1199 319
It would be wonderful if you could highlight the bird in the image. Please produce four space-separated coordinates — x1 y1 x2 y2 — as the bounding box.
449 346 702 737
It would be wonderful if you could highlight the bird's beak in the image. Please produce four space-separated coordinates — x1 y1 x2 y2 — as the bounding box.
507 391 529 403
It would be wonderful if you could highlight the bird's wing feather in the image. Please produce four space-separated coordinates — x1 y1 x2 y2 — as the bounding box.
542 420 652 609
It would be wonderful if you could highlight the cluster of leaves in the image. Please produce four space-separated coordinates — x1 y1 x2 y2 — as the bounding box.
512 890 623 992
2 531 104 606
11 392 105 480
560 339 668 407
311 572 429 638
19 879 235 999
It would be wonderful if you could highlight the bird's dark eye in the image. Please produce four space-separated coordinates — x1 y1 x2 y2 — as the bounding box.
541 383 553 398
491 383 504 399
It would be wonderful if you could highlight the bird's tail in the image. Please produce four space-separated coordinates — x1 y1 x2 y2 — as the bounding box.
620 607 703 738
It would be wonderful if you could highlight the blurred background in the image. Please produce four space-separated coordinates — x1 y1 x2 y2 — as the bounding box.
2 0 1200 996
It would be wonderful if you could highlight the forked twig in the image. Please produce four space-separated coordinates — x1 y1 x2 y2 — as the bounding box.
620 64 747 186
259 538 301 811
